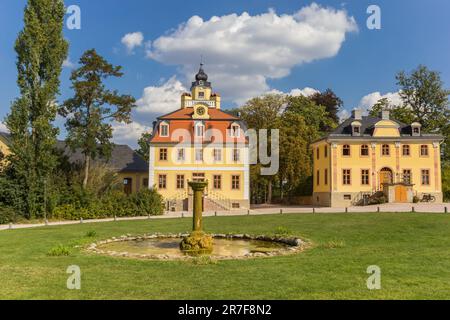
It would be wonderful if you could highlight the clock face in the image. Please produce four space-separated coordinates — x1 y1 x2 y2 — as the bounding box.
197 106 206 115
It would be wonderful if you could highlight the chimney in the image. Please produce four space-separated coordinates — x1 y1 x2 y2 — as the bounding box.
380 110 390 120
352 109 362 120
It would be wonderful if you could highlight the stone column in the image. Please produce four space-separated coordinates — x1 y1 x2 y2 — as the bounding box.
189 181 208 232
433 142 441 191
331 142 338 192
371 143 377 192
395 142 401 183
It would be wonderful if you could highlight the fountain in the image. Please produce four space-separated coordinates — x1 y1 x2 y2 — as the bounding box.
179 181 213 255
86 181 306 261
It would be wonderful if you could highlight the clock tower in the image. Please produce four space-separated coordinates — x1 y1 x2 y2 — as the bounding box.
181 64 221 109
149 64 249 212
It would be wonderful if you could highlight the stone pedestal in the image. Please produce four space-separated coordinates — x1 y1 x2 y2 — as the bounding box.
180 181 213 255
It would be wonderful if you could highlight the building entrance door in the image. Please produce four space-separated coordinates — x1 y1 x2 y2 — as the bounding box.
379 168 393 190
395 185 408 203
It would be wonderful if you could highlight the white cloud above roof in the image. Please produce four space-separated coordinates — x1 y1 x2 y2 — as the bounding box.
146 3 358 103
112 120 151 148
136 76 186 114
358 91 402 112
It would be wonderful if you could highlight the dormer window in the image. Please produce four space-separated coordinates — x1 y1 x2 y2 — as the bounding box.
160 123 169 137
194 122 205 137
411 122 421 136
230 123 241 138
351 121 361 136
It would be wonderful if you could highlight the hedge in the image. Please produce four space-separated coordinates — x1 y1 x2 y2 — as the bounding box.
52 188 164 220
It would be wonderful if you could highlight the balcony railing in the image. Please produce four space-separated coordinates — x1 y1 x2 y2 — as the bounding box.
183 100 216 107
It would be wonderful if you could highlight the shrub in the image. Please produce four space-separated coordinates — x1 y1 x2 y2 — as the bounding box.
132 189 164 216
47 244 71 256
413 196 420 203
85 230 97 237
0 205 16 224
51 188 164 220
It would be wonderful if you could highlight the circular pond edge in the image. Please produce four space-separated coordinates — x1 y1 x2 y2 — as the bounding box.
86 233 307 261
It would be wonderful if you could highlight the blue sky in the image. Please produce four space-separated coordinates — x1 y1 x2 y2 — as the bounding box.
1 0 449 147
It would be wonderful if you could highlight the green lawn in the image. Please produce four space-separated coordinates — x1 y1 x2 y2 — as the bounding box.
1 213 450 300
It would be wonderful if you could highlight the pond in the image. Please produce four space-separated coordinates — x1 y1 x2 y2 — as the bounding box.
96 237 289 258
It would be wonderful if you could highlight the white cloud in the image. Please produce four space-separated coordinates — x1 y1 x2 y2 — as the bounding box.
136 76 186 114
288 87 320 97
337 109 350 123
121 32 144 53
112 121 151 148
266 87 319 97
63 57 75 68
146 3 357 103
336 90 403 123
358 91 402 112
0 122 8 133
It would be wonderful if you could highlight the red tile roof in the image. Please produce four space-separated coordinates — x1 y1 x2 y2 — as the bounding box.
158 108 238 120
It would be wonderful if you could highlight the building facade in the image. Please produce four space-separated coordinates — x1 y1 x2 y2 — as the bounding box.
148 65 250 211
312 109 443 207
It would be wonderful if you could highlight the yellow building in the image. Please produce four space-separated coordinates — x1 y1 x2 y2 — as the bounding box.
148 65 250 211
312 109 444 207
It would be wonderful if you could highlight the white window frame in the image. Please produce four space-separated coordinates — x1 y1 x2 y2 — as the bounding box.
177 148 185 161
160 122 169 137
195 148 204 162
230 123 241 138
213 148 222 162
194 122 205 138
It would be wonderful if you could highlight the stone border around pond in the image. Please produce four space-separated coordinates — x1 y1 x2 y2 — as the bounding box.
86 233 306 261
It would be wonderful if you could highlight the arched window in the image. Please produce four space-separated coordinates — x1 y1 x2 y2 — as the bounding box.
230 124 240 137
342 145 351 156
382 144 390 156
360 145 369 156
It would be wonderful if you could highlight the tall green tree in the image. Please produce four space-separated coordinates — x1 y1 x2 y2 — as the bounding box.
396 65 450 159
136 131 152 162
280 96 334 199
396 65 449 132
368 97 416 124
5 0 68 218
310 88 343 130
60 49 136 188
239 94 285 203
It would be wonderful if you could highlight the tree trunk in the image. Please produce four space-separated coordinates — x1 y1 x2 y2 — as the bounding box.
83 154 90 188
267 179 272 204
279 180 284 201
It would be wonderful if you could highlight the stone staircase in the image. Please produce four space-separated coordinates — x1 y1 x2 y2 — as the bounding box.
354 191 387 206
204 190 232 211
